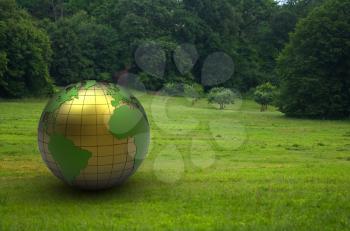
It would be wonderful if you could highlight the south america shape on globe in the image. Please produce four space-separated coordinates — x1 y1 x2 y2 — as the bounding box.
37 81 150 190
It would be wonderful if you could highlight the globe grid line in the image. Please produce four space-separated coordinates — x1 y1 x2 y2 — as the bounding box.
80 87 88 187
94 86 99 188
42 111 62 180
103 85 116 187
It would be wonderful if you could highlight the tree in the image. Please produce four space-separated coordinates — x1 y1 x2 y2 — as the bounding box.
43 11 119 85
16 0 68 21
254 82 277 112
207 87 235 109
281 0 326 19
0 0 53 98
94 0 200 90
13 0 331 94
277 0 350 118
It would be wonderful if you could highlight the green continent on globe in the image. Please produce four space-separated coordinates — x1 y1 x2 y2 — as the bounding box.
107 84 145 112
107 84 130 106
107 88 150 169
48 133 92 183
83 80 97 89
44 84 80 113
44 80 96 114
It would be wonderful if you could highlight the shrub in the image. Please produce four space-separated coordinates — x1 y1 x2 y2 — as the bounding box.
207 87 235 109
163 82 183 96
254 82 277 112
184 83 204 105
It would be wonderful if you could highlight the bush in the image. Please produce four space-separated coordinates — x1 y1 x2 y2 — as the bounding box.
163 82 183 96
138 72 164 91
254 82 277 112
207 87 235 109
184 83 204 105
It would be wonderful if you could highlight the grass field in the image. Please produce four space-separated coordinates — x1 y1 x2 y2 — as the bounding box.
0 94 350 230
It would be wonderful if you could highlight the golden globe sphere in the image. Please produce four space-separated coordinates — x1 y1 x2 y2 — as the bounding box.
38 81 150 190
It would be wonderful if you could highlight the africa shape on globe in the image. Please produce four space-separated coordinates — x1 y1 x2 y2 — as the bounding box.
38 81 150 190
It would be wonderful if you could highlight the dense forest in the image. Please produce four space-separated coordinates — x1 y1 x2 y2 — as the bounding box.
0 0 349 118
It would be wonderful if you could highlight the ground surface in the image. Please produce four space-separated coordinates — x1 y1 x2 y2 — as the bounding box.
0 95 349 230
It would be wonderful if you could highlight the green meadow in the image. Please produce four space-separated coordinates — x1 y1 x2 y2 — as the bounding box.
0 95 349 230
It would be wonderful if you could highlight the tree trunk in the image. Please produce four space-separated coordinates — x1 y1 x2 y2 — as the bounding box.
60 0 64 18
51 0 57 22
261 104 268 112
192 98 197 106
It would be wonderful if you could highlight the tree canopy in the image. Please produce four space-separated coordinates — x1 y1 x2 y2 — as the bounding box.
0 0 53 97
12 0 307 93
43 11 119 85
277 0 350 118
254 82 277 112
1 0 349 120
208 87 236 109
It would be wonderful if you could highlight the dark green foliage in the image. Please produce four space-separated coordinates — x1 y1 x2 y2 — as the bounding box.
184 83 204 105
281 0 326 19
6 0 340 104
0 0 53 98
163 83 184 96
277 0 350 119
187 83 204 96
43 11 119 85
254 82 277 112
138 72 164 91
16 0 66 21
207 87 235 109
88 0 287 92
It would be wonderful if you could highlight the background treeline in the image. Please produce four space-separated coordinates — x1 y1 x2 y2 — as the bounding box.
0 0 349 119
